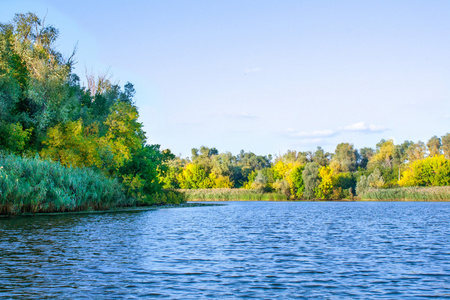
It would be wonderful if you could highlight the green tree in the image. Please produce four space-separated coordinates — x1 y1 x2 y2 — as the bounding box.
330 143 357 173
406 141 426 162
311 147 331 166
358 147 374 170
288 164 305 198
442 133 450 159
302 162 320 199
427 135 441 157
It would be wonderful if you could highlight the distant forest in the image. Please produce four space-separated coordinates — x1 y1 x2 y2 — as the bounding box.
160 136 450 199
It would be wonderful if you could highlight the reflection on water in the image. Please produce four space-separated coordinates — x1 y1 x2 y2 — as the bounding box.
1 202 449 298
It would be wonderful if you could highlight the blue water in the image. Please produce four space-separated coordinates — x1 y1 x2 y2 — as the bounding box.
1 201 449 299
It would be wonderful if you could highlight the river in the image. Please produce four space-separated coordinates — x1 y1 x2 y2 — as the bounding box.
1 201 449 299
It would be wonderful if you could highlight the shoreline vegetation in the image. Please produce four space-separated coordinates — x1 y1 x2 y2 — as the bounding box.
0 154 185 216
1 12 450 216
183 188 450 202
361 186 450 201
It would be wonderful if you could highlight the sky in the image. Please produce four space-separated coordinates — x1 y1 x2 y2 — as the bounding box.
1 0 450 157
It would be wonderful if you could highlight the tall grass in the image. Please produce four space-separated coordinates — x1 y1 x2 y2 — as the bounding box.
0 154 132 215
138 189 186 206
361 186 450 201
179 188 288 201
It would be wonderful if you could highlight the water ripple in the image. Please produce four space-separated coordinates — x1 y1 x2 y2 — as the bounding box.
1 201 449 298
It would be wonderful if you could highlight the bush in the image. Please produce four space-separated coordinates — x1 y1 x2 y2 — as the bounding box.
0 153 131 215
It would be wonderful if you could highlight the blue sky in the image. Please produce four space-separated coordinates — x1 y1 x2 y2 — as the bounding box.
2 0 449 157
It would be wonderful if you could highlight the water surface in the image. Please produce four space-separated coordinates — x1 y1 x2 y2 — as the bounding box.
1 201 449 299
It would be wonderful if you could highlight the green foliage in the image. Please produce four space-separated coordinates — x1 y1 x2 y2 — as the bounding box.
137 189 185 206
427 136 441 157
161 148 271 190
356 168 385 196
399 155 450 187
177 163 214 189
0 153 130 215
0 13 184 210
442 133 450 159
369 139 395 168
316 166 334 199
288 164 305 198
330 143 357 173
180 188 288 201
251 171 268 192
361 186 450 201
302 162 320 199
333 172 356 191
0 122 32 153
358 147 374 170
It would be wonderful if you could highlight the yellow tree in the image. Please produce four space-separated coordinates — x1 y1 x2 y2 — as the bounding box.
41 120 99 168
316 166 334 199
369 139 395 168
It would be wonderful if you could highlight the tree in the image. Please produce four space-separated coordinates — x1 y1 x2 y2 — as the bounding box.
399 155 450 187
330 143 357 173
441 133 450 159
0 13 75 149
316 166 334 199
356 168 384 196
312 147 331 166
177 163 213 189
358 147 374 170
287 164 305 198
427 136 441 157
302 162 320 199
369 139 395 168
406 141 426 162
252 171 268 192
98 101 146 175
40 120 99 168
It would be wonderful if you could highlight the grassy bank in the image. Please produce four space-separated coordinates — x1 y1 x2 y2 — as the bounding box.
180 188 288 201
0 154 186 215
361 186 450 201
0 154 132 215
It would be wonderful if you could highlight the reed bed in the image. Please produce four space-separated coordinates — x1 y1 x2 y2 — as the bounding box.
179 188 288 201
0 154 132 215
139 189 186 206
362 186 450 201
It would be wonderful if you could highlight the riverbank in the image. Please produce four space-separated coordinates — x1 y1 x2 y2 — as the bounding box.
361 186 450 201
179 188 288 201
0 154 185 216
181 187 450 202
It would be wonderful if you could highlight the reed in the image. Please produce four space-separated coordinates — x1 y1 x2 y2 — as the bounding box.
0 153 132 215
361 186 450 201
179 188 288 201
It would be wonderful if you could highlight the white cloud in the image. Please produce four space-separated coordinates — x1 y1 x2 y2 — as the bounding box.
285 121 387 142
286 129 337 138
342 122 386 132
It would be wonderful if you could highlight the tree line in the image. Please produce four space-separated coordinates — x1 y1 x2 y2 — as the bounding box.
160 136 450 199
